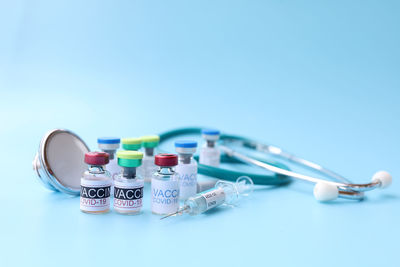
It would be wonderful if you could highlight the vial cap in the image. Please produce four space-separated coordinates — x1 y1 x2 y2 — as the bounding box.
141 135 160 148
174 140 198 148
155 153 178 167
117 151 143 168
84 152 109 165
97 137 121 144
201 129 220 135
122 137 142 150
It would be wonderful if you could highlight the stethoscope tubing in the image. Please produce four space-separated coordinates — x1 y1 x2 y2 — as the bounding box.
159 127 388 201
159 127 292 186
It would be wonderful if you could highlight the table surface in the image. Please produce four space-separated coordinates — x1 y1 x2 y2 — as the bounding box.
1 1 399 267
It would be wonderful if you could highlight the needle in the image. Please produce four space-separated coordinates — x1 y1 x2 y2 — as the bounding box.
160 206 189 220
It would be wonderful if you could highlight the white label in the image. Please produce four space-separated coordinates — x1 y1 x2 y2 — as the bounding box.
151 178 180 214
199 147 220 167
176 164 197 200
80 179 112 212
202 188 226 210
113 180 144 213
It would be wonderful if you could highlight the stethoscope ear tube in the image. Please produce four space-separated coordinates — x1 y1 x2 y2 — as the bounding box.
221 145 392 201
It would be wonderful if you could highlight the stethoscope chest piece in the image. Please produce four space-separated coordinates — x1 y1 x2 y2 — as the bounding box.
32 129 89 195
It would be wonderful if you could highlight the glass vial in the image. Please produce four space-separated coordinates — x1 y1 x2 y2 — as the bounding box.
140 135 160 183
80 152 112 214
199 129 221 167
97 137 121 181
114 151 144 215
175 140 198 200
151 154 180 215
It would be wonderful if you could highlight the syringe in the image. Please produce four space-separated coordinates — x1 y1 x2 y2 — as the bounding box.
160 176 253 219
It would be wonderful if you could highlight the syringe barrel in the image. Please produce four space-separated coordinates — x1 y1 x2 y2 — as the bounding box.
185 187 226 215
184 176 253 215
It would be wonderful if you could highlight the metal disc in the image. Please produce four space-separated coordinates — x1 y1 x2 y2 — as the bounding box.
33 129 89 195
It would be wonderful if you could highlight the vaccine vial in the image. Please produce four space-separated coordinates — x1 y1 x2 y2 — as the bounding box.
151 154 180 215
122 137 142 151
199 129 221 167
175 140 198 200
141 135 160 183
114 151 144 215
97 137 121 181
80 152 112 214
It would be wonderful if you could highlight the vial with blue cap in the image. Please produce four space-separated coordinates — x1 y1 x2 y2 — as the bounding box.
97 137 121 181
114 151 144 215
175 140 198 200
141 135 160 183
199 129 221 167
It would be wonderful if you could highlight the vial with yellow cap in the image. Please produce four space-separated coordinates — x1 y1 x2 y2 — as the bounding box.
141 135 160 183
122 137 142 151
114 151 144 215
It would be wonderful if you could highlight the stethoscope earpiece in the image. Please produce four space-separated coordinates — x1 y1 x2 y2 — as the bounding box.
313 171 392 202
372 171 392 189
313 182 339 202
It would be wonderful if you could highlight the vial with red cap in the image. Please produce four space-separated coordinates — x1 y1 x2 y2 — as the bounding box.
151 154 180 215
80 152 112 214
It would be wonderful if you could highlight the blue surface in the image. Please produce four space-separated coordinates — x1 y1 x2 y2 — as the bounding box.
1 1 399 267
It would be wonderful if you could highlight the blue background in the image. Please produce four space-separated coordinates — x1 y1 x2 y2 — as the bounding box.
1 1 399 266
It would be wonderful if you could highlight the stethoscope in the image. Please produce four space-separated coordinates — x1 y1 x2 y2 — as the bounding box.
33 127 392 201
158 127 392 201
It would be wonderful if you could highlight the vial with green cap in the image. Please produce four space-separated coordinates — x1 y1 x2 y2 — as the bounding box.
122 137 142 151
114 151 144 215
141 135 160 183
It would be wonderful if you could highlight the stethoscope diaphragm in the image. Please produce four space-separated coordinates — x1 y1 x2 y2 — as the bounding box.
32 129 89 195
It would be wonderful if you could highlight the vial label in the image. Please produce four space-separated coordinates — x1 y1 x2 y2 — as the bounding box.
176 164 197 200
199 148 220 167
114 180 144 213
151 179 179 214
80 179 111 212
202 188 226 210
